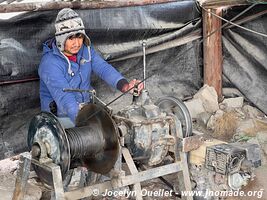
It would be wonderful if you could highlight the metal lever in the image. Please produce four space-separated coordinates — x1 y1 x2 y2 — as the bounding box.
63 88 96 94
63 88 96 103
63 88 112 113
142 41 146 89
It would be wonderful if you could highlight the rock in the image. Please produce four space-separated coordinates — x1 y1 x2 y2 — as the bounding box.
194 84 219 113
196 112 212 127
236 119 257 136
247 138 267 166
0 156 19 174
243 105 265 119
247 137 260 145
234 108 246 119
222 87 244 98
221 97 244 109
257 132 267 143
0 173 42 200
257 132 267 155
207 110 224 131
184 98 205 119
219 103 227 110
261 143 267 156
236 119 267 137
255 119 267 131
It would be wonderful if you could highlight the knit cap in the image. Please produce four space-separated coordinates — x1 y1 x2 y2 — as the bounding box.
55 8 90 52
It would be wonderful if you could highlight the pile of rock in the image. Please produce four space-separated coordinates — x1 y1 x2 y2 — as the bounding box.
184 84 267 163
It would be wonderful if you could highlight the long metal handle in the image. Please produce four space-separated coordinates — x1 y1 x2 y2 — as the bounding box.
142 41 146 89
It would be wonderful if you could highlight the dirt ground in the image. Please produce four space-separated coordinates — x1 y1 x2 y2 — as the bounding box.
0 154 266 200
226 165 267 200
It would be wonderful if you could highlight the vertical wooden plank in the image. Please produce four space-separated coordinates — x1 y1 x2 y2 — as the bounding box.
12 152 32 200
122 147 143 200
203 7 223 99
49 163 65 200
171 117 193 200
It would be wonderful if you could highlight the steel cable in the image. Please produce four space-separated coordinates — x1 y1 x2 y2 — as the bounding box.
201 4 267 38
66 124 105 159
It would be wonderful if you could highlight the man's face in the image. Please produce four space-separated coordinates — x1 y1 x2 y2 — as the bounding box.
64 33 84 56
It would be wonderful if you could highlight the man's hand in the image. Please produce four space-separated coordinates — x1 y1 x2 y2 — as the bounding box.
121 79 144 95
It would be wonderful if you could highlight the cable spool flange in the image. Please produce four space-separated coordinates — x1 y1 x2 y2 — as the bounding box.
27 103 119 186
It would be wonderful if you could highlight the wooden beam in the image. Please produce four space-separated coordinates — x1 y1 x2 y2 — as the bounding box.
201 0 250 8
202 8 223 99
0 0 177 13
6 0 18 3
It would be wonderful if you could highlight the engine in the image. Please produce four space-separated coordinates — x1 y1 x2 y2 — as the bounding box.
191 141 261 199
114 90 175 166
206 143 261 190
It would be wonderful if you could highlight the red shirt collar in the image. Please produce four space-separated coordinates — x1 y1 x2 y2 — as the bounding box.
66 55 77 63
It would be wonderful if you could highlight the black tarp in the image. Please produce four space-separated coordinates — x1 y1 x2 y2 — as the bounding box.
0 1 202 158
0 2 266 159
222 5 267 115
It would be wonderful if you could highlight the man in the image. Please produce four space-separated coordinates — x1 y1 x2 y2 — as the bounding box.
39 8 143 125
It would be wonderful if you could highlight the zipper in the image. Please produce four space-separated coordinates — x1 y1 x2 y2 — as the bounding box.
78 64 84 102
60 51 84 102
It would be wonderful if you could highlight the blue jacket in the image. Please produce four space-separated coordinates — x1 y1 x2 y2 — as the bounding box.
38 39 125 123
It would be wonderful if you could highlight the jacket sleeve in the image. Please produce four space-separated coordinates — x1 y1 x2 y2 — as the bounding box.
38 57 79 123
90 46 125 88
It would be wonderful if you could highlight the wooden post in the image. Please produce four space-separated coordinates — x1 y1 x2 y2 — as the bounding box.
202 7 223 100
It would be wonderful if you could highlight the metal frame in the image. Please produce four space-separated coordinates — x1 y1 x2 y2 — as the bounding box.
12 152 65 200
13 122 193 200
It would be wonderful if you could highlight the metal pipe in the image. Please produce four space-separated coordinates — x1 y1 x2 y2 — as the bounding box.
110 30 201 62
0 0 177 13
142 41 146 89
201 0 249 8
0 77 39 86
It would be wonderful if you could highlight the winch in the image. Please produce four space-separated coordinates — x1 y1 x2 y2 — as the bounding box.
13 90 195 200
12 42 198 200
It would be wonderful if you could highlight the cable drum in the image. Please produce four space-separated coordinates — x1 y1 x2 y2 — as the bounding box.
27 103 119 186
66 125 105 160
